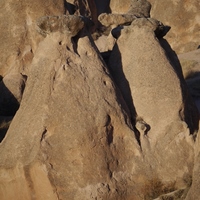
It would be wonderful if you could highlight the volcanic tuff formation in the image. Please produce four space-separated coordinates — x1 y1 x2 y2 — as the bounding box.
0 0 199 200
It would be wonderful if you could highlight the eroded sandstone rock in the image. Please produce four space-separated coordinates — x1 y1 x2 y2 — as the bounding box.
98 13 137 27
108 17 198 189
127 0 151 18
0 1 199 200
0 15 144 200
37 15 85 37
109 0 132 14
148 0 200 53
0 0 65 76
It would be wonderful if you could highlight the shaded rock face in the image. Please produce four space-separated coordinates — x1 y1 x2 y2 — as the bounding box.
127 0 151 17
185 130 200 200
0 0 199 200
148 0 200 53
178 49 200 113
108 18 198 188
178 50 200 200
109 18 197 136
0 73 26 116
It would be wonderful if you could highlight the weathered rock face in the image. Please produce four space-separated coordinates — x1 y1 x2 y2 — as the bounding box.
0 0 65 76
185 128 200 200
178 49 200 118
108 17 198 187
0 1 199 200
178 49 200 199
65 0 99 31
127 0 151 17
0 19 144 200
109 0 131 14
178 49 200 79
148 0 200 53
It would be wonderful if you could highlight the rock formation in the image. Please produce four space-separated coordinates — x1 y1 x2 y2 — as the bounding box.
0 0 65 75
0 0 199 200
148 0 200 53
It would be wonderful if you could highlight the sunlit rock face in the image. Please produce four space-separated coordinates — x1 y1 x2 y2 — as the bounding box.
0 1 199 200
148 0 200 53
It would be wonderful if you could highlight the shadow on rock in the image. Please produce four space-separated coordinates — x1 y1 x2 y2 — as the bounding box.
0 81 20 116
0 74 26 142
107 43 142 144
159 38 199 135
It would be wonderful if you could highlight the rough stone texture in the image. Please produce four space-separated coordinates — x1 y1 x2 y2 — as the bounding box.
109 0 131 14
108 17 198 187
0 1 199 200
96 0 155 53
0 0 65 76
178 49 200 79
97 0 153 53
37 15 85 37
65 0 99 32
127 0 151 18
185 127 200 200
148 0 200 53
178 49 200 115
109 0 151 17
98 13 137 27
0 25 143 200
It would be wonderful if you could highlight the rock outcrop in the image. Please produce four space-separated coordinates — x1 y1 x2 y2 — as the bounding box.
0 15 142 200
148 0 200 53
109 0 131 14
185 130 200 200
0 0 199 200
0 0 65 76
108 16 199 193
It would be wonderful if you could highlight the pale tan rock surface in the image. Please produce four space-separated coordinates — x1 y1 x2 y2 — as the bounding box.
0 19 144 200
108 17 198 188
3 26 178 199
148 0 200 53
185 127 200 200
178 49 200 113
127 0 151 18
178 49 200 79
0 0 65 76
0 1 199 200
65 0 99 31
109 0 131 14
109 0 151 17
98 13 137 27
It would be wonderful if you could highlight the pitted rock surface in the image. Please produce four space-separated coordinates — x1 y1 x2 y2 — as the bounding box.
127 0 151 17
37 15 85 37
0 1 199 200
98 13 137 27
